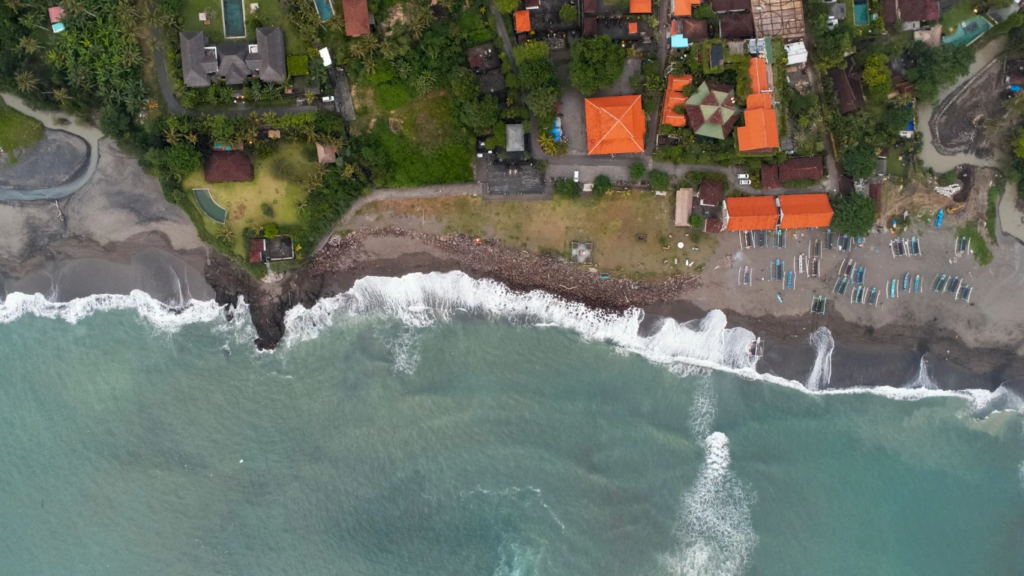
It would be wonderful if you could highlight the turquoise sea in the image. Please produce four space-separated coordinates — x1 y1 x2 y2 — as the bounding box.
2 272 1023 575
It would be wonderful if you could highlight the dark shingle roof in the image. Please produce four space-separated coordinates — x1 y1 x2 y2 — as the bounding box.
218 42 252 85
680 18 709 40
256 27 287 82
711 0 751 11
698 179 725 206
761 164 780 189
205 151 253 183
719 12 755 39
827 67 865 114
180 31 212 88
779 157 824 182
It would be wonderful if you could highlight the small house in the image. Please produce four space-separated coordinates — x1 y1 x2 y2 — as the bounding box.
675 188 694 226
316 142 337 164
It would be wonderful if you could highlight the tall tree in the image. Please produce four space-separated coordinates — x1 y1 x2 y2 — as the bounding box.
569 36 627 95
15 70 37 92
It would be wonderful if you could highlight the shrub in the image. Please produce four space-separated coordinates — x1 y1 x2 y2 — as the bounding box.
593 175 612 198
261 203 274 217
555 178 581 198
830 193 877 236
559 4 578 22
569 36 627 95
937 170 959 186
287 55 309 77
630 161 646 181
513 41 550 64
263 222 279 238
649 170 670 190
689 213 704 228
957 221 993 265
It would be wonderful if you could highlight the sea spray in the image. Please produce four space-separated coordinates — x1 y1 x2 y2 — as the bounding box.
689 377 716 439
905 355 939 390
804 327 834 391
661 433 757 576
0 290 225 331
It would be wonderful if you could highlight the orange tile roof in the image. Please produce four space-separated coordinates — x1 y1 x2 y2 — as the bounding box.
749 58 769 93
628 22 639 34
724 196 779 231
737 108 780 152
746 92 772 110
514 10 531 33
674 0 701 16
662 74 692 127
631 0 652 13
585 95 646 155
778 194 834 229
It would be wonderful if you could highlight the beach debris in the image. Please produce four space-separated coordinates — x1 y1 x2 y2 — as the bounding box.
677 242 684 249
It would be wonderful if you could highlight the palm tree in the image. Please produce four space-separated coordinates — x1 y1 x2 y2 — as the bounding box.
52 87 71 106
6 0 23 11
304 91 316 105
406 2 434 40
63 0 98 18
349 36 379 60
15 71 37 93
260 111 278 128
294 199 307 212
342 163 356 179
216 226 235 242
18 36 39 55
163 125 180 144
185 132 198 145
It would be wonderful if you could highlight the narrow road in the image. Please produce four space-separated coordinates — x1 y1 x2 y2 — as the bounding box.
643 0 672 160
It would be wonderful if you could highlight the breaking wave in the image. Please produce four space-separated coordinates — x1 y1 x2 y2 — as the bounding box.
688 377 716 439
905 355 939 390
661 432 757 576
3 271 1020 416
804 327 834 392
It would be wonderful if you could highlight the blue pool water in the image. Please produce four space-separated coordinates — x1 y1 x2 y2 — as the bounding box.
192 188 227 223
854 4 869 26
314 0 334 20
222 0 245 38
943 15 993 46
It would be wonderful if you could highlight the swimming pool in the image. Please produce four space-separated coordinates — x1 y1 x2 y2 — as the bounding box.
942 16 993 46
313 0 334 21
193 188 227 223
853 1 869 26
222 0 246 38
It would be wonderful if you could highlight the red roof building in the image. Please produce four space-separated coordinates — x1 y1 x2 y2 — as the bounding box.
249 238 266 263
662 75 692 127
704 217 724 233
724 196 779 231
749 58 769 93
761 164 780 189
515 10 531 33
779 156 824 182
584 0 598 13
584 95 646 155
674 0 702 16
628 22 639 34
631 0 653 13
778 194 834 229
343 0 371 36
737 108 780 152
583 17 598 36
204 151 253 183
698 179 725 207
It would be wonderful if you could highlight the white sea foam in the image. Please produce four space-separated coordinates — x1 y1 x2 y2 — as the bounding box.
905 355 939 390
0 290 226 331
493 537 543 576
804 327 834 391
688 377 716 439
661 432 757 576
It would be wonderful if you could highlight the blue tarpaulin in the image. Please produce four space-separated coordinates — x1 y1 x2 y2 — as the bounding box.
671 35 688 49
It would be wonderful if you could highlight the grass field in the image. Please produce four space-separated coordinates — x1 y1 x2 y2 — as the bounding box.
941 0 976 30
0 99 43 161
353 191 718 279
183 143 318 257
179 0 306 54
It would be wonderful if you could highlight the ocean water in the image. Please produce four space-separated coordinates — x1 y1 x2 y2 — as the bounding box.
2 272 1024 575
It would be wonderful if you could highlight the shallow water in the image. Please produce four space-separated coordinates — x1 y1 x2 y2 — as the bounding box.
1 272 1022 575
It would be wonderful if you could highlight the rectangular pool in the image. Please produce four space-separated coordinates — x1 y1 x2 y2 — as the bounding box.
314 0 334 20
853 4 869 26
222 0 246 38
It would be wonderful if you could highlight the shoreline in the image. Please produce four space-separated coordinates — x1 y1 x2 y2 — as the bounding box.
197 227 1023 392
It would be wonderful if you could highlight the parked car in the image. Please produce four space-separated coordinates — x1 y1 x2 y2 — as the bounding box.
736 173 749 179
322 96 335 103
573 171 579 183
738 179 751 185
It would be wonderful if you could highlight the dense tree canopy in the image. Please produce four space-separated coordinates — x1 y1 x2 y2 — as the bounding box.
569 36 627 95
830 193 878 236
843 145 876 179
862 54 893 102
904 43 973 103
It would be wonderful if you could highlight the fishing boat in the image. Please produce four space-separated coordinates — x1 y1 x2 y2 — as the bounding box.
786 270 794 290
901 273 910 292
913 275 921 293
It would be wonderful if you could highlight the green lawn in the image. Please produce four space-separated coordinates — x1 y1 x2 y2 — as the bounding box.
179 0 306 55
0 98 43 159
182 143 318 257
941 0 977 30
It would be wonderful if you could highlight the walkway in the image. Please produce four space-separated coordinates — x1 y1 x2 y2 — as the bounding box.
0 93 103 201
